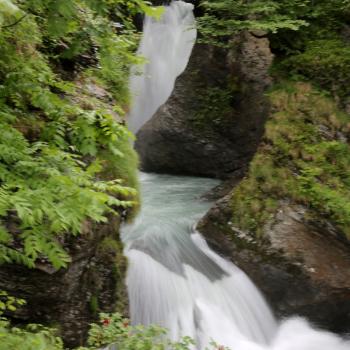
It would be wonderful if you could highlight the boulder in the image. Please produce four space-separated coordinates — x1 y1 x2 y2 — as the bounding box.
198 200 350 333
135 32 273 179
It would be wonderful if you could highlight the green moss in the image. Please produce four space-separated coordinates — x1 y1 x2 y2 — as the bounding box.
72 75 139 198
89 295 99 316
189 86 233 129
99 140 139 191
97 236 128 316
231 82 350 238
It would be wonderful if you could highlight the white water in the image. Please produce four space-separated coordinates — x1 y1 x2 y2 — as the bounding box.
123 1 350 349
122 173 350 350
122 173 276 345
127 1 196 133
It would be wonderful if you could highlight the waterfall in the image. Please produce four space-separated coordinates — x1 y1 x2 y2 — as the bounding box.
127 1 196 134
122 173 350 350
124 1 350 349
122 173 276 346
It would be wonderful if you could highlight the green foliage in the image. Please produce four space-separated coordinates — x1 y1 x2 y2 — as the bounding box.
197 0 307 46
79 313 197 350
0 293 62 350
279 39 350 99
0 0 21 27
0 0 160 270
0 321 64 350
89 295 99 316
231 83 350 237
267 1 350 100
0 312 225 350
199 0 350 101
0 291 25 315
190 86 233 128
0 292 61 349
0 120 137 269
198 0 350 45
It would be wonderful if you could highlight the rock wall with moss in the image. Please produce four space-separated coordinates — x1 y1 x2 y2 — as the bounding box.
135 32 273 179
198 83 350 331
230 82 350 239
196 0 350 332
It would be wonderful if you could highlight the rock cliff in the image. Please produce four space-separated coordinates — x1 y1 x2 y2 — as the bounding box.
0 216 127 348
198 200 350 333
198 83 350 332
135 32 273 179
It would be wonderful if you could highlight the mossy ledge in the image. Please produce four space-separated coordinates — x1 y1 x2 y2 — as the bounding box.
230 82 350 240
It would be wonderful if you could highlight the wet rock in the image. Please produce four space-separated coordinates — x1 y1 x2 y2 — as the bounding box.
0 216 128 348
198 201 350 333
135 32 273 179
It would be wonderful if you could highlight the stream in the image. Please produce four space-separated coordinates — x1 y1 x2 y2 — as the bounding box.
122 173 349 350
124 1 350 349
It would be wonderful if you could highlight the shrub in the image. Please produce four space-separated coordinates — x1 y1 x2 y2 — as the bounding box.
280 40 350 99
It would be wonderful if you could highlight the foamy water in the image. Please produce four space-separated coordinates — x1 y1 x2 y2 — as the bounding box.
123 173 349 350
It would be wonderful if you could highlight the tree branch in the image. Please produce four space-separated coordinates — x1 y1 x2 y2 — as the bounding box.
2 14 27 29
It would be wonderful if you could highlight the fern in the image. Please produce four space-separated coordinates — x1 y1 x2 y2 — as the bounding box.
0 0 157 269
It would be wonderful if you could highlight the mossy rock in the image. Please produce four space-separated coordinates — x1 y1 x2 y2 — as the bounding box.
230 82 350 239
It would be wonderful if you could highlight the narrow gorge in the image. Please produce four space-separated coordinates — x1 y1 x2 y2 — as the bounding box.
1 1 350 349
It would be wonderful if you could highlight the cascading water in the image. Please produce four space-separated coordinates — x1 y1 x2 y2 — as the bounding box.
124 1 350 349
122 173 276 347
127 1 196 134
123 173 350 350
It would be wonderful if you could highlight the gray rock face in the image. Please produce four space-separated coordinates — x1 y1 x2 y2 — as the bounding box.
135 32 273 179
0 216 127 348
198 201 350 333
